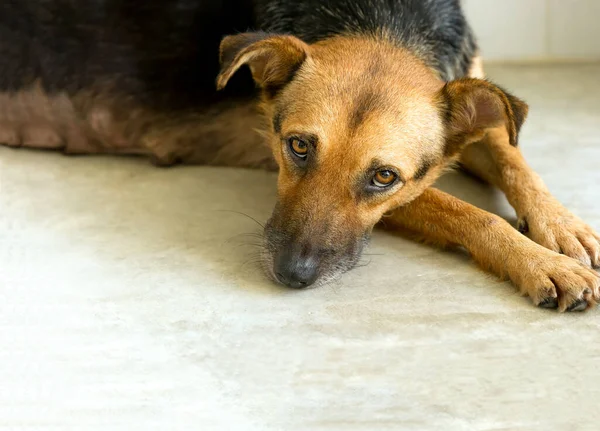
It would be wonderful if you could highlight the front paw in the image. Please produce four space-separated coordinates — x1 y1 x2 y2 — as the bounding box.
512 246 600 312
518 198 600 268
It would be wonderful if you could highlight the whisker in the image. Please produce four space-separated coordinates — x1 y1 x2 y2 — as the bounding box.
354 260 372 269
225 237 265 247
326 282 340 294
238 244 266 249
217 209 266 229
229 236 263 243
225 231 265 246
236 232 264 238
241 258 264 270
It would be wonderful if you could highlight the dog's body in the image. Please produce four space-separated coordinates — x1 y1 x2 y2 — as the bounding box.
2 0 599 311
0 0 476 165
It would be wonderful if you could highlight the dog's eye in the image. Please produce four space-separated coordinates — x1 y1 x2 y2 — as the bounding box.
288 137 308 159
372 170 397 188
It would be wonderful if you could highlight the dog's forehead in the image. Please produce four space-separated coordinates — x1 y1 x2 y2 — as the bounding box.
280 66 444 157
307 37 443 89
280 42 443 131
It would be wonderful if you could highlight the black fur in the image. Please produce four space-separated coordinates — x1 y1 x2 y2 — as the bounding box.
272 109 284 134
499 84 529 135
414 158 433 180
0 0 477 108
254 0 477 80
0 0 257 109
348 91 385 131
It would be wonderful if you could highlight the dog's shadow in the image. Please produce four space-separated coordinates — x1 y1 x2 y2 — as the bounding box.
10 149 517 296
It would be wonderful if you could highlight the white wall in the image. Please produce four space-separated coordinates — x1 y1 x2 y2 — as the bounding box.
462 0 600 61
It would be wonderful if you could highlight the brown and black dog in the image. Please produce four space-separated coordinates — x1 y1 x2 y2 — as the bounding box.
1 0 599 311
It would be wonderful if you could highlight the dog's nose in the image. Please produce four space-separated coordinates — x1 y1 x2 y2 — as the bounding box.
276 269 316 288
274 250 319 289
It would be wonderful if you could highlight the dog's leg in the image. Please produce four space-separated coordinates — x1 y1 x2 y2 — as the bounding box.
382 187 600 311
0 85 152 156
142 98 277 169
463 59 600 268
0 87 101 154
460 127 600 268
0 83 275 169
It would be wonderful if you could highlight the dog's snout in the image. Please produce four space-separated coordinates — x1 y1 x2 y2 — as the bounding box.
274 248 319 289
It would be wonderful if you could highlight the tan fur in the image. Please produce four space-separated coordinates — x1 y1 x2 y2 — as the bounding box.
468 54 485 79
381 188 600 312
140 99 274 168
461 128 600 269
0 82 131 154
0 82 273 168
217 34 309 92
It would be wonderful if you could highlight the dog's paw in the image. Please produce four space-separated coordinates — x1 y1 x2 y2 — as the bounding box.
518 197 600 268
513 246 600 312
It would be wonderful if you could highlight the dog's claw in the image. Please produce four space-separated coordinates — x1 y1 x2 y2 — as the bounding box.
538 297 559 309
566 298 588 312
517 218 529 234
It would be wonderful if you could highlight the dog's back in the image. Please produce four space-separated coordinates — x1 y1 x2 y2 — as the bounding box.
0 0 256 105
0 0 263 160
0 0 476 162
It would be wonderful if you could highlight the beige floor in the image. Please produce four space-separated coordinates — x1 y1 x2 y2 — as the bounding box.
1 65 599 430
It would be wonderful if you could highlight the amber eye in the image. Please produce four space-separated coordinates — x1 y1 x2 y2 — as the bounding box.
372 170 397 188
288 138 308 159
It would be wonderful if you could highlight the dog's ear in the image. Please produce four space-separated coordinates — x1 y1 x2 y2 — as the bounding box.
216 32 309 96
439 78 529 155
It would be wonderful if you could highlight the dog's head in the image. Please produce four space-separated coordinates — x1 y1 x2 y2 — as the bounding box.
217 33 527 288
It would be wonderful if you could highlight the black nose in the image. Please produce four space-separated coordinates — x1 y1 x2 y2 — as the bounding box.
274 249 319 289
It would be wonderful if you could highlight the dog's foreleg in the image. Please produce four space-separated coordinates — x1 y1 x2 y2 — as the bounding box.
460 127 600 268
381 187 600 311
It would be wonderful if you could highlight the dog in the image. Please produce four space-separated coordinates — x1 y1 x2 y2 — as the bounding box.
1 0 599 311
